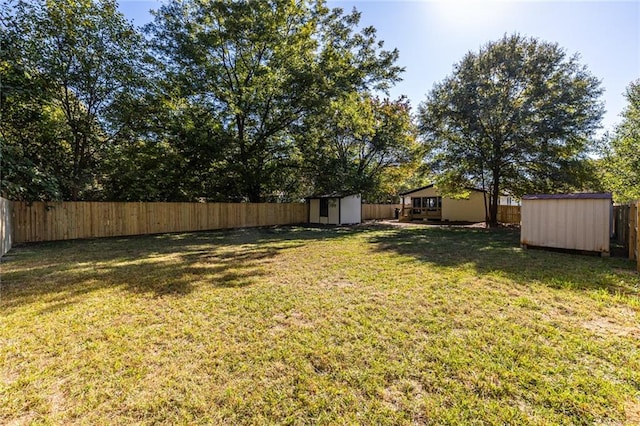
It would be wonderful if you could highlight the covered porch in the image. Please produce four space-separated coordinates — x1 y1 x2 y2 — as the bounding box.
398 184 487 223
400 195 442 221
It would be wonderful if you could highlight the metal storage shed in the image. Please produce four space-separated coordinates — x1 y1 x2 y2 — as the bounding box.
306 193 362 225
521 193 612 256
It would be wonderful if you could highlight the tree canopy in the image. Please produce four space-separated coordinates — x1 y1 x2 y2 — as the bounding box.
598 80 640 203
4 10 616 209
300 94 420 202
143 0 404 202
1 0 412 203
1 0 143 200
417 34 604 226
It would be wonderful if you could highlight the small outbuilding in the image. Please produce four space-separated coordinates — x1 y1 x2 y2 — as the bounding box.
521 193 612 256
399 184 486 223
307 193 362 225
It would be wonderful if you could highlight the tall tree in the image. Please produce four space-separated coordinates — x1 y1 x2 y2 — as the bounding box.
100 95 228 201
599 80 640 203
1 3 65 200
12 0 143 200
147 0 402 202
301 94 420 201
417 34 603 226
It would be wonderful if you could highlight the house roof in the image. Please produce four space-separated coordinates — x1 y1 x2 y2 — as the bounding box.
522 193 612 200
399 184 486 196
305 192 360 200
398 184 435 196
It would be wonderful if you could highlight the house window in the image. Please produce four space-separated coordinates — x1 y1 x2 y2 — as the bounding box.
424 197 441 210
319 198 329 217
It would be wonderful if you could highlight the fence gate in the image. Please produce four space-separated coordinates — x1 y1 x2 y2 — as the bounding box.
613 205 630 251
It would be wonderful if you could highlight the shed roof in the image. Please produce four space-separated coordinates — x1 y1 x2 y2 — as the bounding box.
305 192 359 200
522 193 612 200
399 184 486 196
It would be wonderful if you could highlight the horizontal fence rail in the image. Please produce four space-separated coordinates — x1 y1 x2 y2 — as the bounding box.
10 201 310 243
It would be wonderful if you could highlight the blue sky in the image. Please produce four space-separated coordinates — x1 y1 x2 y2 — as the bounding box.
118 0 639 135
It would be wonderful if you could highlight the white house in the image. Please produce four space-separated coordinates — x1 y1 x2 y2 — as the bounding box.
307 193 362 225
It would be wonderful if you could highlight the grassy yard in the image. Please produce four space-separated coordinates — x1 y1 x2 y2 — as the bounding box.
1 224 639 424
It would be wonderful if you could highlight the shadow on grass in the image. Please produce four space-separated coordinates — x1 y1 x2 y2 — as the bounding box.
4 224 638 312
368 226 640 296
1 225 366 310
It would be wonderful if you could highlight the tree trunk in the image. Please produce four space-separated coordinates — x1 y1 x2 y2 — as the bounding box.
489 170 500 228
247 156 264 203
71 132 82 201
247 179 262 203
483 191 489 226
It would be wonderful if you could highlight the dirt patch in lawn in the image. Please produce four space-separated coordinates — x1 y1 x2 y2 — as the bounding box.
626 398 640 424
316 279 356 289
582 307 639 338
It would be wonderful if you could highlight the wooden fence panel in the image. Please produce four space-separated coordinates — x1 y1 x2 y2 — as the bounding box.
362 204 401 220
497 205 521 224
10 201 310 243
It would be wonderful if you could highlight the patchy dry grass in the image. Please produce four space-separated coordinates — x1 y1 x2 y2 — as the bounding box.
1 224 639 424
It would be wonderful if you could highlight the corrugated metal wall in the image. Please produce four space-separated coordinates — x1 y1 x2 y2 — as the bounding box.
521 195 611 255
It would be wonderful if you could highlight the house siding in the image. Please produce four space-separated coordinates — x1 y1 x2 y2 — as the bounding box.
441 192 486 222
328 199 339 224
402 187 486 222
309 199 321 223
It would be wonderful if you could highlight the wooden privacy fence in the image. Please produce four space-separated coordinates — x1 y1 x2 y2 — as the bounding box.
0 197 12 256
7 201 403 244
362 204 402 220
10 201 310 243
497 205 521 224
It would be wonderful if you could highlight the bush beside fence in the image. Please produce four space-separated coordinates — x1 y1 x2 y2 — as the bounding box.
0 197 12 257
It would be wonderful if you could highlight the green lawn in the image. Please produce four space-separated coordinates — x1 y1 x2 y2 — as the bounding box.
1 224 639 424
